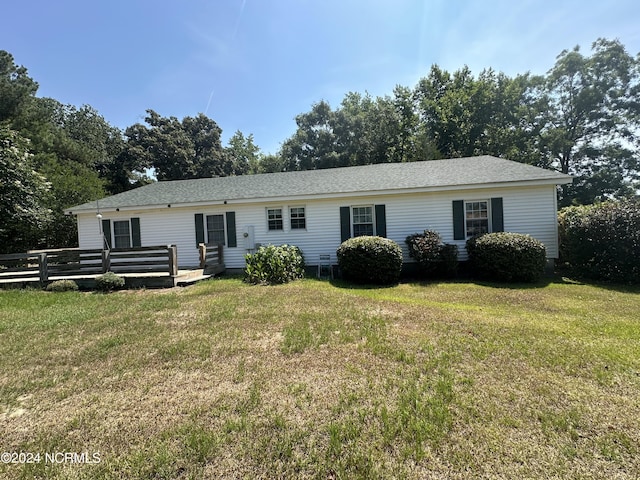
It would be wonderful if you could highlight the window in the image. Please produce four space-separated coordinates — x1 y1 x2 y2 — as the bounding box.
206 214 225 245
290 207 306 230
352 206 374 237
465 201 489 237
267 208 283 231
113 220 131 248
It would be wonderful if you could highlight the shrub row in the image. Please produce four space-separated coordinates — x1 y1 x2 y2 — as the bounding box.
334 231 547 285
45 272 126 293
558 200 640 283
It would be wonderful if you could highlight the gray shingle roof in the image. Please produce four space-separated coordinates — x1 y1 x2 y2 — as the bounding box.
67 155 571 213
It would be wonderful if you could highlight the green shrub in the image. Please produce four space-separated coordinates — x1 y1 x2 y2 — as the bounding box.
558 200 640 283
466 232 546 282
336 236 403 285
244 244 305 285
45 279 79 292
405 230 458 277
95 271 125 292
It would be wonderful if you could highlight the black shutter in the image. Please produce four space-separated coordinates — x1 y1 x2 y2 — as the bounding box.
375 204 386 238
340 207 351 242
491 197 504 232
131 217 141 247
101 219 112 249
195 213 205 246
226 211 237 247
452 200 465 240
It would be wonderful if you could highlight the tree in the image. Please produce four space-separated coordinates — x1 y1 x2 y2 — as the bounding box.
281 100 339 170
281 92 431 170
391 85 438 162
539 38 640 205
226 130 261 174
414 66 539 164
37 155 105 247
0 125 51 253
0 51 38 123
124 110 234 181
10 98 119 247
256 154 286 173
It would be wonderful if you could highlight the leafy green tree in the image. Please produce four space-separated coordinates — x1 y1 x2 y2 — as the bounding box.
124 110 234 180
361 94 400 164
226 130 260 174
37 155 105 247
281 92 432 170
414 66 538 163
391 85 439 162
331 92 375 166
11 98 117 247
281 100 339 170
0 51 38 123
0 125 51 253
256 154 286 173
537 38 640 205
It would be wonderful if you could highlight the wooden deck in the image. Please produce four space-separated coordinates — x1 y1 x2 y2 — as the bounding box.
0 268 225 289
0 244 225 289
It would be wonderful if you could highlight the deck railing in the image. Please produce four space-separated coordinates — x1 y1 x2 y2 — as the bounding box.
108 246 179 276
198 243 225 274
0 252 45 282
0 245 181 283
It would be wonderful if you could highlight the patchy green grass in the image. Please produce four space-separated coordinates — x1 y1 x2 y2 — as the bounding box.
0 277 639 479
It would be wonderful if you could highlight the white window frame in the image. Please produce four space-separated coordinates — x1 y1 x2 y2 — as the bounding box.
113 220 132 249
267 207 284 231
206 214 226 245
352 205 374 237
464 200 490 238
289 206 306 230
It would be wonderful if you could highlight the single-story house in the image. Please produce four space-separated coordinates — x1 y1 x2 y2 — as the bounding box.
66 155 572 272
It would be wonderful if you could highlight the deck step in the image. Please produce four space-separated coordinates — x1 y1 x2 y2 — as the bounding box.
176 274 213 287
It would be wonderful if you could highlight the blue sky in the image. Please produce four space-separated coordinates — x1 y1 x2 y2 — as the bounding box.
3 0 640 155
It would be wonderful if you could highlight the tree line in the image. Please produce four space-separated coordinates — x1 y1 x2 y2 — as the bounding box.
1 38 639 253
278 39 639 206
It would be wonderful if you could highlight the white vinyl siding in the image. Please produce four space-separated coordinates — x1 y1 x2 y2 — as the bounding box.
75 185 561 269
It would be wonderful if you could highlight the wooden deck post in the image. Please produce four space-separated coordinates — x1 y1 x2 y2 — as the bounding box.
102 249 110 273
198 243 206 268
168 245 178 276
38 253 48 283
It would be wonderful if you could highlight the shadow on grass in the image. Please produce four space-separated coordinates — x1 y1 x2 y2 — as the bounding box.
328 278 400 291
550 274 640 294
327 272 618 291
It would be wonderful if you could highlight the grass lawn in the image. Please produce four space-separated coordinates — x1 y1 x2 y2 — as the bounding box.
0 276 639 479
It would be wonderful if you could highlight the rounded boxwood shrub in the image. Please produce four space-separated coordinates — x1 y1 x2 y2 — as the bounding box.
405 229 458 278
558 200 640 283
336 236 403 285
45 279 79 292
95 271 125 292
244 244 305 285
466 232 546 282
